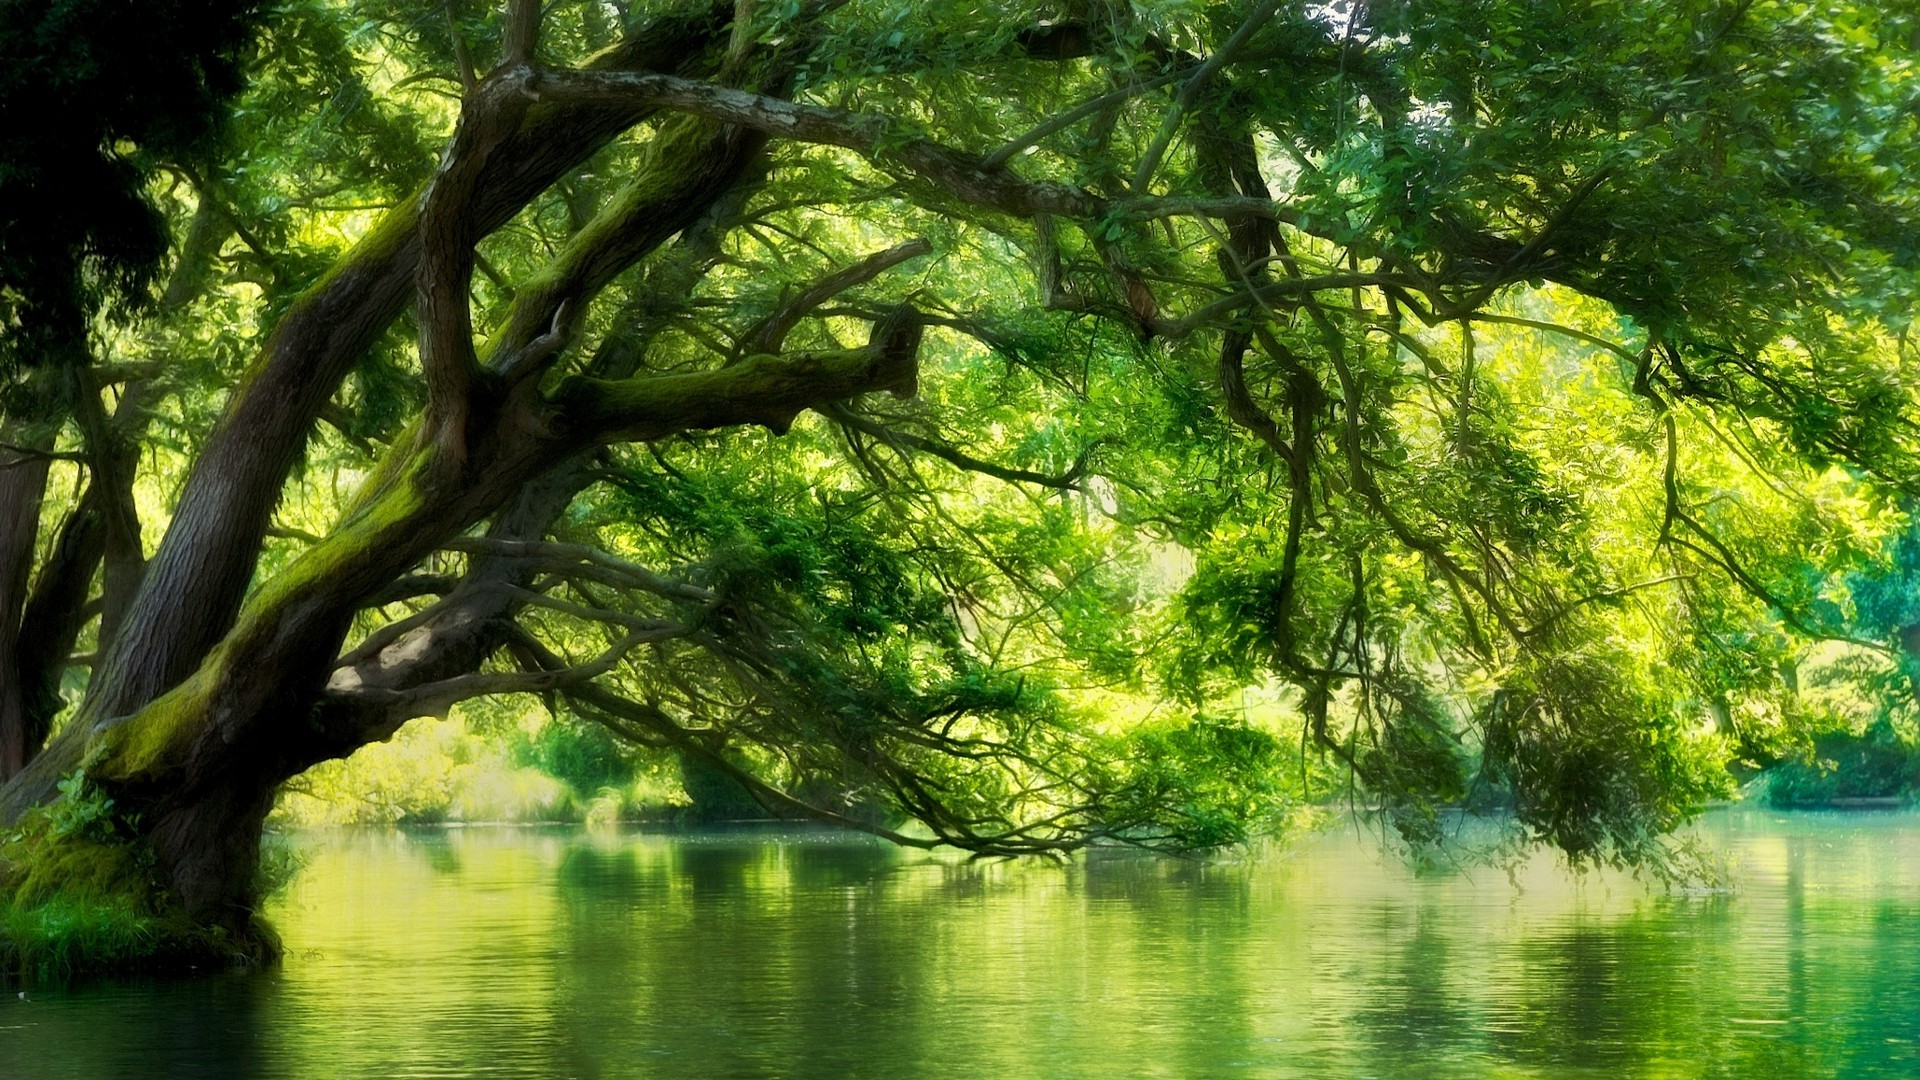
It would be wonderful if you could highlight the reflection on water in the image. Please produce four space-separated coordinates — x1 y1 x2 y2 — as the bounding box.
5 809 1920 1078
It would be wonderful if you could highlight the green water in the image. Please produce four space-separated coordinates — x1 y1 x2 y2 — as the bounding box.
3 809 1919 1078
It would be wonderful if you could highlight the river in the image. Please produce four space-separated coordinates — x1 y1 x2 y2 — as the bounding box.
3 808 1919 1078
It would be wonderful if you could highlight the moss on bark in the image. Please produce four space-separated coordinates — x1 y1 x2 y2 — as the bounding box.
0 773 278 978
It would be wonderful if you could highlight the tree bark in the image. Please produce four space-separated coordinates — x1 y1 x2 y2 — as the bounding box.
0 450 52 780
6 382 154 776
0 361 68 780
8 482 105 773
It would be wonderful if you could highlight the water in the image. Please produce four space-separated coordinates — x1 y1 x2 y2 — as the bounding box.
4 809 1920 1078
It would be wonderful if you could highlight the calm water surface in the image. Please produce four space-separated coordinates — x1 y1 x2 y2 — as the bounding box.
4 809 1920 1078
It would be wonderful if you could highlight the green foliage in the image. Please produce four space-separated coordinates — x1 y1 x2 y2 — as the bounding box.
512 718 639 796
1481 644 1733 865
675 752 767 823
250 0 1920 858
1353 680 1472 849
3 772 150 907
274 714 576 826
1765 719 1920 807
1098 718 1295 848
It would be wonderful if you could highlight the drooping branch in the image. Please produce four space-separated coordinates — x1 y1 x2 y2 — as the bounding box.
546 670 952 849
328 620 683 724
363 573 462 607
440 537 713 603
825 403 1089 491
984 66 1208 173
526 67 1553 320
1128 0 1283 194
1164 273 1422 339
530 67 1096 218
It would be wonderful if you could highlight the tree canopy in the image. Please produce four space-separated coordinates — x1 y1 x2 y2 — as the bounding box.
3 0 1919 965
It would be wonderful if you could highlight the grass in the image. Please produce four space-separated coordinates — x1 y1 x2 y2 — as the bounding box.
0 895 273 981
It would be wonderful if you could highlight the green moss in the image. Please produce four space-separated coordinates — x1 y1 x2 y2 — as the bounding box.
243 466 429 622
4 771 149 900
89 667 219 781
0 774 280 979
0 895 275 980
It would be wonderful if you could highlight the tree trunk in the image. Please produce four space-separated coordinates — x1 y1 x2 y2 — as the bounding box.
0 364 63 780
7 311 916 941
0 450 52 779
8 481 106 773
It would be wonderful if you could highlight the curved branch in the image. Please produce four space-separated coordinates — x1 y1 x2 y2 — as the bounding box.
742 238 932 356
418 63 543 464
441 538 713 603
330 622 680 722
531 67 1094 218
1129 0 1283 194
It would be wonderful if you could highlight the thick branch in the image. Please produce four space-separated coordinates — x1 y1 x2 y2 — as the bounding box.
418 63 542 467
441 538 713 603
551 306 921 443
531 68 1094 219
363 573 463 607
330 622 680 724
486 113 767 379
827 404 1088 490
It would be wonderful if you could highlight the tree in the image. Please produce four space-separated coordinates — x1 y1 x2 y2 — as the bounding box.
1 0 1916 965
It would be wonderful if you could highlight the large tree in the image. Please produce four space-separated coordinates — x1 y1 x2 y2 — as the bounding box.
2 0 1917 964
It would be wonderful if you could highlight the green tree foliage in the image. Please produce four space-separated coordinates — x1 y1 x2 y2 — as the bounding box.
4 0 1920 961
